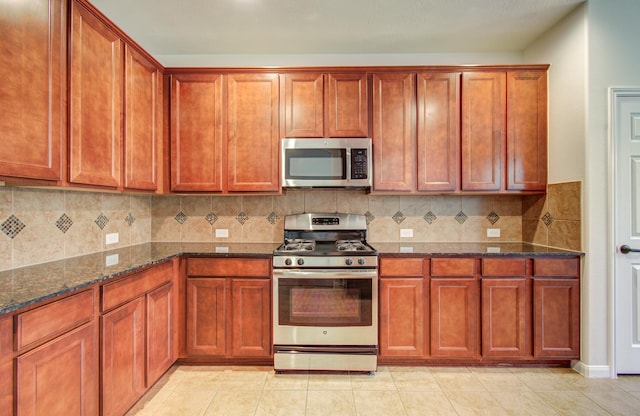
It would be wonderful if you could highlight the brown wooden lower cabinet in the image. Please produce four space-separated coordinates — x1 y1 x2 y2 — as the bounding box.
16 323 98 416
533 278 580 358
101 297 146 416
147 283 174 386
185 257 272 361
481 278 530 358
379 278 426 358
430 277 479 358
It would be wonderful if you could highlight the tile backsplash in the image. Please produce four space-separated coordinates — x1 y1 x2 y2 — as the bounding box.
0 182 581 271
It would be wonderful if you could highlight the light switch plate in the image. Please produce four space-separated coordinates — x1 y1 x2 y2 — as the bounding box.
215 229 229 238
400 229 413 238
487 228 501 238
105 254 119 266
106 232 119 245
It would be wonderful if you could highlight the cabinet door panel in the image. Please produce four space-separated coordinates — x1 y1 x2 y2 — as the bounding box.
430 278 478 358
124 46 161 191
507 71 547 191
481 278 529 357
227 73 279 191
101 298 145 416
0 0 65 182
283 73 324 137
417 72 460 191
171 74 224 191
16 324 97 416
372 73 416 192
379 278 425 357
533 278 580 358
69 0 122 188
461 72 505 191
186 278 226 356
326 73 368 137
147 283 174 386
231 279 271 357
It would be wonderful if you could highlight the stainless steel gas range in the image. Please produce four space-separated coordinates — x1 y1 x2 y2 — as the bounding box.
272 213 378 373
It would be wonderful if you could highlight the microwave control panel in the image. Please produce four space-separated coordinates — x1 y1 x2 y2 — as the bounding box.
351 149 368 179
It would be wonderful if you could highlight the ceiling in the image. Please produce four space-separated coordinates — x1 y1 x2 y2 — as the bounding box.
90 0 584 61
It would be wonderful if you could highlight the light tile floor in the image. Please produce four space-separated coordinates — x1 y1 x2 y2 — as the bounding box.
126 365 640 416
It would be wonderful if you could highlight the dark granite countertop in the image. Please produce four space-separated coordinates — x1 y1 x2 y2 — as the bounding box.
373 242 583 257
0 241 581 316
0 242 278 316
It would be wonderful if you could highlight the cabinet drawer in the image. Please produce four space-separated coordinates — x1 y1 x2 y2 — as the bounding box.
102 261 172 312
380 257 426 277
187 258 271 277
431 257 476 277
482 258 527 277
533 258 579 277
15 289 94 351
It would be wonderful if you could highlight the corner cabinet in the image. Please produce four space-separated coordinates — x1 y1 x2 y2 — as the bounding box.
186 258 272 361
0 0 66 183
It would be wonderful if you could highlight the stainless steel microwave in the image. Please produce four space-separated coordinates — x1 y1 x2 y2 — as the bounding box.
281 138 372 188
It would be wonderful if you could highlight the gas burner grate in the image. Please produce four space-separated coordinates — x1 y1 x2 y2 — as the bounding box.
283 239 316 252
335 240 368 252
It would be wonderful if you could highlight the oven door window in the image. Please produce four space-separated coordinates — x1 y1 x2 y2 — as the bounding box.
284 148 346 180
278 278 372 326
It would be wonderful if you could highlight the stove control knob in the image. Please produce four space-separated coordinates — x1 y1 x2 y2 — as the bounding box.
297 258 305 266
345 258 353 266
358 258 366 265
284 258 293 266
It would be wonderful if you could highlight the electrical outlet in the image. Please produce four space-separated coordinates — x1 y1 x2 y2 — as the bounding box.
400 229 413 238
215 229 229 238
215 246 229 253
106 232 119 245
487 228 501 238
105 254 119 266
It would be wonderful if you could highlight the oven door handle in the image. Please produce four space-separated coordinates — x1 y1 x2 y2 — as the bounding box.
273 269 378 279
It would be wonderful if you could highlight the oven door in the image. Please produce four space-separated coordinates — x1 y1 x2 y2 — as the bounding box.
273 268 378 346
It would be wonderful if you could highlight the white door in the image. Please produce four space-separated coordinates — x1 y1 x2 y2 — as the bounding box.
613 88 640 374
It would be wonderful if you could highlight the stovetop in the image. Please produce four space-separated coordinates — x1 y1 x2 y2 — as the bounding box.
275 239 375 255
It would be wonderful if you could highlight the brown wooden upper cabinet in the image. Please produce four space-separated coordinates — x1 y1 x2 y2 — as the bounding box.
170 73 225 192
507 70 548 191
69 0 123 188
0 0 66 183
282 72 368 138
372 72 416 192
123 46 162 191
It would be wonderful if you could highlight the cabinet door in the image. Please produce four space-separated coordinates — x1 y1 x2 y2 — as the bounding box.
372 72 416 192
379 278 425 358
0 0 65 182
326 73 369 137
417 72 460 192
124 46 161 191
147 283 173 386
282 73 324 137
231 279 272 358
170 73 224 192
16 324 97 416
461 72 505 191
533 278 580 358
430 278 478 358
186 278 227 356
101 298 145 416
507 70 548 191
69 0 123 188
227 73 279 192
481 278 529 358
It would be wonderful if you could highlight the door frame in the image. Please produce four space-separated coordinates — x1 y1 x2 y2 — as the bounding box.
609 87 640 377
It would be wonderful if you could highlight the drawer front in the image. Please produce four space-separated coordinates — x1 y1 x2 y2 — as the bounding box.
482 258 527 277
15 289 94 351
533 257 579 277
380 257 426 277
187 258 271 277
102 261 173 312
431 257 476 277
